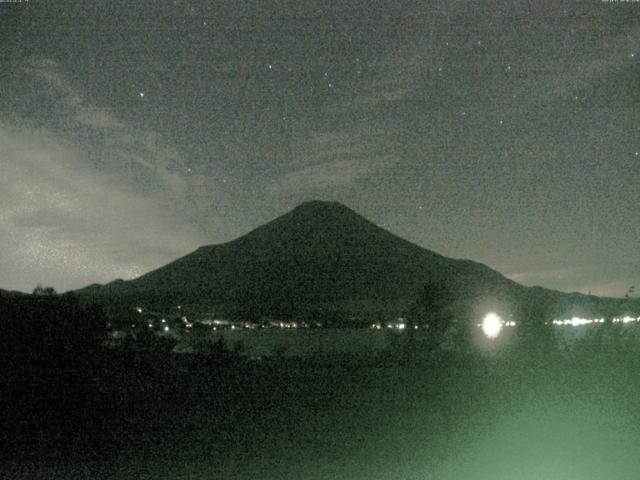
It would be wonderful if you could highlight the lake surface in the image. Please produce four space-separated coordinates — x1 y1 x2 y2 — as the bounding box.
7 342 640 480
7 321 640 480
176 328 402 357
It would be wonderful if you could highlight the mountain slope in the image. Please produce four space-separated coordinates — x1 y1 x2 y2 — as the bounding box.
76 201 633 319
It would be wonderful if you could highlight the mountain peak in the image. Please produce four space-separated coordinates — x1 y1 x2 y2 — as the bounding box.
295 200 349 210
226 200 372 253
288 200 358 219
253 200 375 240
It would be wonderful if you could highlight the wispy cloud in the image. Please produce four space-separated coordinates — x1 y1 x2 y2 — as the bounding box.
504 261 638 298
0 126 208 292
21 57 188 195
272 156 393 196
0 58 220 291
272 127 395 197
511 28 640 106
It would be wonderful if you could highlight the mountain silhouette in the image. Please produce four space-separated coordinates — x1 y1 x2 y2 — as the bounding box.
77 201 634 321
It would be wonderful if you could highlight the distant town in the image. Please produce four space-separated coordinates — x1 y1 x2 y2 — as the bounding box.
114 304 640 339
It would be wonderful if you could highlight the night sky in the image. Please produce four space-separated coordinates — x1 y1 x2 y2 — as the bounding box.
1 0 639 296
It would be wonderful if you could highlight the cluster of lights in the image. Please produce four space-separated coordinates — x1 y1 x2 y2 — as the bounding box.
196 319 307 330
370 322 420 330
552 316 640 326
134 307 638 341
278 322 298 328
371 322 407 330
478 313 640 339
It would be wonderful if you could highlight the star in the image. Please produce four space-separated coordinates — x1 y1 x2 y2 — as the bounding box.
139 92 144 98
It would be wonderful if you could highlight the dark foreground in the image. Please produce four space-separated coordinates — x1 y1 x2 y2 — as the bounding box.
4 325 640 480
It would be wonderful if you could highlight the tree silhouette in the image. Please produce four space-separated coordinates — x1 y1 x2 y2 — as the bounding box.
416 281 453 336
33 284 57 296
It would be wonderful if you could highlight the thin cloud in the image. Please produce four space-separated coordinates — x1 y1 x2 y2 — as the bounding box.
0 125 207 293
272 126 397 196
504 261 637 297
21 57 188 196
272 155 393 196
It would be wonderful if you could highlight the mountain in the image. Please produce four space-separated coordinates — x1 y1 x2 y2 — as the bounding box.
76 201 634 321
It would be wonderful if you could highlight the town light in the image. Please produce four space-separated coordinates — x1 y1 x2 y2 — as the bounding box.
482 312 503 339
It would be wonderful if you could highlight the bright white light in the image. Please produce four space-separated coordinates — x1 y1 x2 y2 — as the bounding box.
570 317 589 327
482 312 503 339
164 326 169 332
